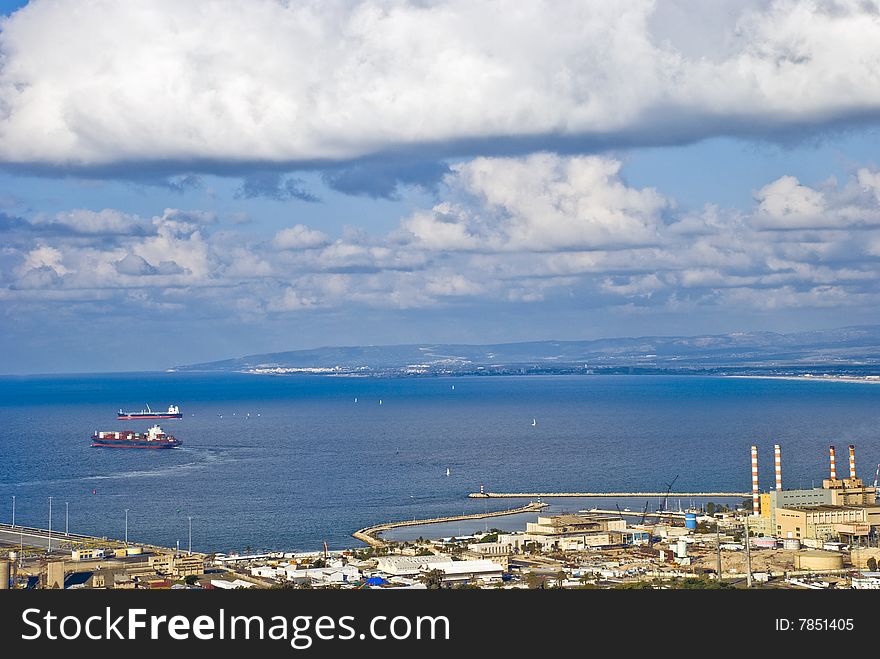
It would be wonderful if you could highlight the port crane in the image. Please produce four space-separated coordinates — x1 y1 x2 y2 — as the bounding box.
661 475 679 512
659 475 680 527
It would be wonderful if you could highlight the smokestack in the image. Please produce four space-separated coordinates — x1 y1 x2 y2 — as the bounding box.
751 445 759 516
829 445 837 480
774 444 782 491
849 444 857 479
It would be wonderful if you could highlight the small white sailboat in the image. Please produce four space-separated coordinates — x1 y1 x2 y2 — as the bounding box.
446 468 451 477
379 399 383 405
354 397 358 403
531 418 537 427
451 385 455 390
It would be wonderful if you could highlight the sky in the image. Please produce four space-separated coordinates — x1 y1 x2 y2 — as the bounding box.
2 0 880 374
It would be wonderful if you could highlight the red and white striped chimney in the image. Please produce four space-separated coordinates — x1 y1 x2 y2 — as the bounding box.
774 444 782 491
829 445 837 480
849 445 857 479
751 445 759 516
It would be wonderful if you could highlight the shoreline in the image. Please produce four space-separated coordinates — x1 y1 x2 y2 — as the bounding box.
726 375 880 385
352 501 548 548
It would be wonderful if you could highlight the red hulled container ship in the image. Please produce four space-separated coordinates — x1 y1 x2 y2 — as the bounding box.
91 424 181 449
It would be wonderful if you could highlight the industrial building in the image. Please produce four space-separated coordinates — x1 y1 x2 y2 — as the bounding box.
496 514 627 552
375 554 451 577
749 443 880 545
418 559 504 584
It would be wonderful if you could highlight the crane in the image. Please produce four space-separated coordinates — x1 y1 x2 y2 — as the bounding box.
661 475 679 512
639 501 650 525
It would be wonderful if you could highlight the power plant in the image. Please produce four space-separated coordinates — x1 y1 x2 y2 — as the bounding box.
749 442 880 546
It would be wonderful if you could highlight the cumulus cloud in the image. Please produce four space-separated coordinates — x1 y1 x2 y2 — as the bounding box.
273 224 330 250
3 154 880 321
402 153 668 251
754 173 880 230
114 253 157 276
4 0 880 169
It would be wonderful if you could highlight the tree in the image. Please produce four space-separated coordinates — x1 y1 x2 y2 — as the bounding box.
184 575 199 586
867 557 877 571
706 502 716 516
525 573 546 589
419 569 445 589
554 570 566 588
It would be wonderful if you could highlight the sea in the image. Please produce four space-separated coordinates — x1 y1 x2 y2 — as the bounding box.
0 373 878 552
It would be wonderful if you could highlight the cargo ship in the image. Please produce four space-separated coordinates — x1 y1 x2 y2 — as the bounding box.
91 424 181 449
117 404 182 420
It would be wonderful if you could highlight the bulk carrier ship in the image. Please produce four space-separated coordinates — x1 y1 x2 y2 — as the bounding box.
117 404 182 420
91 424 181 449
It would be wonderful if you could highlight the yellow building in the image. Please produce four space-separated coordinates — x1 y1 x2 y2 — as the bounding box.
775 504 880 542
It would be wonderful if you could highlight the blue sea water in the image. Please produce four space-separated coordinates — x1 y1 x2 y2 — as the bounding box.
0 373 878 552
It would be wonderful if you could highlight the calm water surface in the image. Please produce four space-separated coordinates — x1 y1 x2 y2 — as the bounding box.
0 373 877 551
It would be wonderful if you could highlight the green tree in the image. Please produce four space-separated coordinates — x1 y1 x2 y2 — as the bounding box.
706 502 716 515
419 569 445 589
554 570 567 588
867 557 877 571
184 575 199 586
525 573 546 589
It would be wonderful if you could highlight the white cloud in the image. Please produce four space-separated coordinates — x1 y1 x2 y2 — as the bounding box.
753 173 880 230
273 224 330 250
753 176 828 229
3 154 880 318
403 153 667 251
114 253 157 276
17 245 67 276
4 1 880 166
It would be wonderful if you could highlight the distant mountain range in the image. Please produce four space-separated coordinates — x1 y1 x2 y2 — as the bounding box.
172 325 880 377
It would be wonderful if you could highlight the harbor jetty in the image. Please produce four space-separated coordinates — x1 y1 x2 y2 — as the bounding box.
469 491 749 499
353 501 548 548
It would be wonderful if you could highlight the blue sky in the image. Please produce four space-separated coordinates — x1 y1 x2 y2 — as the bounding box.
2 0 880 374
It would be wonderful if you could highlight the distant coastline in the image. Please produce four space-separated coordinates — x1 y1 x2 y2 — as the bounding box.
726 374 880 385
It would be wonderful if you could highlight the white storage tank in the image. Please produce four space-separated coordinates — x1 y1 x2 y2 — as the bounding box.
782 538 801 550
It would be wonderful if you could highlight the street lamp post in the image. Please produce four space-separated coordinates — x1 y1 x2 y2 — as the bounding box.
47 497 52 552
124 509 129 546
11 495 14 528
65 501 69 536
